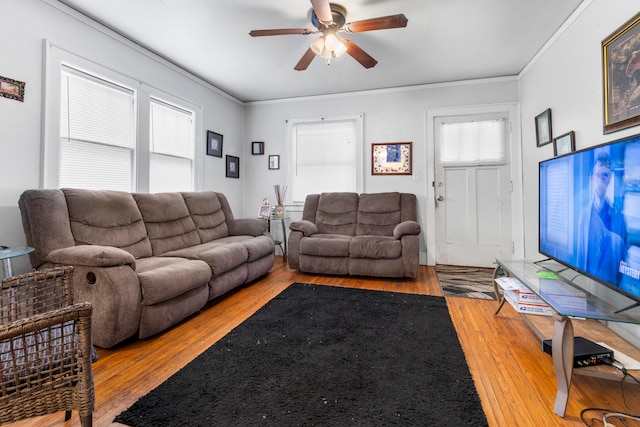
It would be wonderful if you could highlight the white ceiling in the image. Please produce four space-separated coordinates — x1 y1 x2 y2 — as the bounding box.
55 0 584 102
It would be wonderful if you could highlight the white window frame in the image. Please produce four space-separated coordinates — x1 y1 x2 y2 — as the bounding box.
286 114 363 205
43 41 201 192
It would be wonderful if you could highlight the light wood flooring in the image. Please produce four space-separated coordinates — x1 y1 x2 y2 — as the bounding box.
8 259 640 426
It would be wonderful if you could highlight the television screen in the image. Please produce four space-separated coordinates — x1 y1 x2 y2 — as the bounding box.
539 133 640 303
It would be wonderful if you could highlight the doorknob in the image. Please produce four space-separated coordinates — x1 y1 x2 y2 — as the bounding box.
437 196 444 202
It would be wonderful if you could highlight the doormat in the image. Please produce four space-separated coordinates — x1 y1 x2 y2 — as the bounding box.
436 265 496 300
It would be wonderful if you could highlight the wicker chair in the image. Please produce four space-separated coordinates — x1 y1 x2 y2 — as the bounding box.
0 267 94 426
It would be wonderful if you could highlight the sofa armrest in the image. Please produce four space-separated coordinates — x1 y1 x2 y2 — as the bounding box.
289 220 318 237
228 218 268 237
46 245 137 270
393 221 421 239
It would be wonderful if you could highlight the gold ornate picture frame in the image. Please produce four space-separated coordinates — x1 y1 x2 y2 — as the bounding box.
602 12 640 134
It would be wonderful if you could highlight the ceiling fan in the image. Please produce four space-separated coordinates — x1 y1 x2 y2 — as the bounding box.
249 0 408 71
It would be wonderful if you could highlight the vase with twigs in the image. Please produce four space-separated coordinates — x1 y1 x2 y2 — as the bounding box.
273 185 287 218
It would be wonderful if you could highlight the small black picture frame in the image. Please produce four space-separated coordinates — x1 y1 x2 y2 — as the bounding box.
268 155 280 170
206 131 223 157
226 155 240 178
252 141 264 155
535 109 552 147
553 131 575 157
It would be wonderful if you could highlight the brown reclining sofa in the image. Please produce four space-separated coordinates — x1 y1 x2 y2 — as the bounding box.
18 189 274 348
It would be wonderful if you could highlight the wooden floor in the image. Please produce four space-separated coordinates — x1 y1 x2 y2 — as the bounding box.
8 260 640 426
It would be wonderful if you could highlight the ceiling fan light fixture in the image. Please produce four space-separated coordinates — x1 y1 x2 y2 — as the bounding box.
310 36 325 55
333 39 347 57
310 34 347 62
324 33 339 50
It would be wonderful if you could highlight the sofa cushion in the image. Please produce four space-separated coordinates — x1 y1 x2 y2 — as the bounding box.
63 189 152 258
237 235 275 262
164 242 249 276
349 235 402 259
135 257 211 306
356 192 402 236
182 192 230 242
196 243 248 275
299 234 352 257
133 192 201 255
315 192 358 236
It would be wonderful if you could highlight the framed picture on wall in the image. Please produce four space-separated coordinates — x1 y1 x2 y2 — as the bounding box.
0 75 25 102
371 142 412 175
535 109 552 147
553 131 575 157
268 155 280 170
602 11 640 134
252 141 264 155
226 155 239 178
206 131 223 157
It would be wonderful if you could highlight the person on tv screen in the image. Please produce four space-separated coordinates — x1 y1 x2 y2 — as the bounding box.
576 152 627 285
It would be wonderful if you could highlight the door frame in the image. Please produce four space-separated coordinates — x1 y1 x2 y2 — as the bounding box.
424 103 525 265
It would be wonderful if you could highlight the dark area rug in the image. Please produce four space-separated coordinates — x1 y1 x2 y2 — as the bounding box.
115 283 488 427
436 265 496 300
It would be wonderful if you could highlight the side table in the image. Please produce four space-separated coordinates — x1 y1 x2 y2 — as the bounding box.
265 217 289 261
0 247 34 278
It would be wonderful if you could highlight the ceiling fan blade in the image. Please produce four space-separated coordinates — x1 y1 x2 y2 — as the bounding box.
310 0 333 25
342 39 377 69
343 14 408 33
249 28 313 37
294 48 316 71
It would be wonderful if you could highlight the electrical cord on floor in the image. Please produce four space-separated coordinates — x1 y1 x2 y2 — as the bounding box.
603 412 640 427
580 358 640 426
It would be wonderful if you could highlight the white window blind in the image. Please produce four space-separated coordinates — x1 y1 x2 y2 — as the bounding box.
440 119 506 166
60 66 135 191
149 99 194 192
291 120 357 202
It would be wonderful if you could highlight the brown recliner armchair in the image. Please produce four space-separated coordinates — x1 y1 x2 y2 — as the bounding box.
0 267 94 426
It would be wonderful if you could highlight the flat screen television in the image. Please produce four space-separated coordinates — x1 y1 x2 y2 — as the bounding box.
539 132 640 308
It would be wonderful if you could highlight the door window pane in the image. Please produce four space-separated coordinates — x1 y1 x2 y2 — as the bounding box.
440 119 506 166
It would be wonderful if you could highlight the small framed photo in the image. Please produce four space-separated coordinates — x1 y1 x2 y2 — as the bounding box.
252 141 264 155
269 155 280 170
226 155 239 178
553 131 575 157
371 142 412 175
257 200 271 219
535 109 552 147
0 75 25 102
206 131 223 157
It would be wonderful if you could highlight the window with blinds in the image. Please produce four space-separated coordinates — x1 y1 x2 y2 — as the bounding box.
58 65 195 193
440 119 506 166
60 66 136 191
290 120 357 202
149 99 194 193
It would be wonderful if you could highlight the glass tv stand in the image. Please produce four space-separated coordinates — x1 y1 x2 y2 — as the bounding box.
493 258 640 417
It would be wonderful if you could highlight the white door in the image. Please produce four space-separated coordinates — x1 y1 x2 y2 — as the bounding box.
434 113 513 267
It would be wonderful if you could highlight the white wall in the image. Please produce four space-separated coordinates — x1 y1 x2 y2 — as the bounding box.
243 79 520 263
519 0 640 344
0 0 245 274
